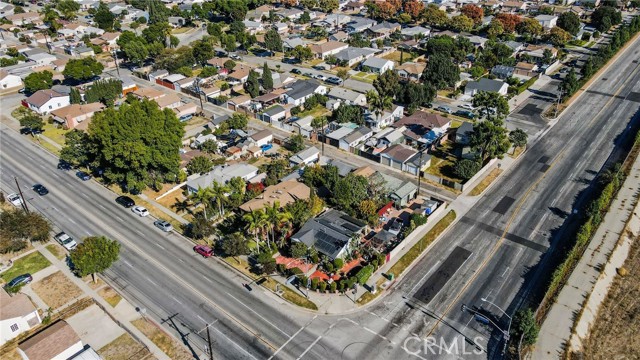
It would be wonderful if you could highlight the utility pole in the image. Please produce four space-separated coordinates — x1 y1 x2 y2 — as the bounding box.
112 50 121 77
416 146 425 199
14 177 29 213
321 116 325 155
194 77 204 113
206 325 214 360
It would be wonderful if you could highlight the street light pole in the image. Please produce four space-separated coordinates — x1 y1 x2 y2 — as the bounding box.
480 298 512 354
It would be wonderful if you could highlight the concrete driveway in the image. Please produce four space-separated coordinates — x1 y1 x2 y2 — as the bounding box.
66 304 125 350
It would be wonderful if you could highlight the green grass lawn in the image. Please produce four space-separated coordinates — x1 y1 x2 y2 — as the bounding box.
45 244 66 260
382 50 416 64
1 251 51 283
425 144 463 183
297 106 330 119
42 123 70 146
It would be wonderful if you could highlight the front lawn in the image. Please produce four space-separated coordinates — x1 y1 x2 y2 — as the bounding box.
1 251 51 283
382 50 416 64
42 123 70 146
425 144 464 183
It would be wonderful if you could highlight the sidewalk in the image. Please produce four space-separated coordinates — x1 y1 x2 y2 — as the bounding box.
532 154 640 359
32 243 171 360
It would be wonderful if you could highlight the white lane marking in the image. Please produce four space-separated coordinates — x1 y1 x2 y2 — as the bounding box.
226 292 290 337
178 258 185 263
68 218 77 225
211 325 258 360
197 315 206 323
136 230 144 236
155 243 165 250
407 260 441 297
123 260 133 268
171 295 183 304
146 277 158 286
203 275 213 283
80 192 89 199
500 266 510 278
115 215 124 222
296 335 322 360
268 315 318 360
98 204 106 210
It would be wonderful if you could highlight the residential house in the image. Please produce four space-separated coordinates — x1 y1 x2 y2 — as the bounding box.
50 103 105 129
25 50 56 66
290 209 367 260
250 129 273 147
467 35 489 49
0 69 23 90
491 65 515 79
339 126 373 151
289 146 320 167
309 41 349 59
227 66 253 84
464 78 509 97
23 89 70 115
388 179 419 208
345 17 377 34
173 102 198 121
291 116 315 138
319 14 351 29
168 16 185 28
0 2 14 17
5 12 41 26
334 47 378 67
367 126 406 152
283 37 307 52
191 133 217 149
371 230 396 250
155 93 183 110
455 122 474 145
131 87 165 101
239 180 311 212
149 69 169 83
245 4 272 21
327 87 367 106
0 290 41 345
520 44 557 60
535 14 558 28
17 320 83 360
243 20 264 35
227 95 252 111
343 1 365 11
282 80 327 107
500 1 527 13
260 105 286 123
396 62 426 82
277 8 304 21
394 110 451 147
325 125 356 148
504 40 524 53
364 104 404 131
366 21 401 39
72 45 95 58
186 164 259 193
361 57 394 74
513 62 538 79
380 144 431 175
400 26 430 39
329 31 349 42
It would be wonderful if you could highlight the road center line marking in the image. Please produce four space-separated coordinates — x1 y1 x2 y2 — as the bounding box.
155 243 165 250
268 315 317 360
123 260 133 268
171 295 182 304
226 292 290 337
296 335 322 360
146 277 157 286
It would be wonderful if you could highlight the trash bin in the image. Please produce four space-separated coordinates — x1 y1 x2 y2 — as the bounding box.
387 273 394 281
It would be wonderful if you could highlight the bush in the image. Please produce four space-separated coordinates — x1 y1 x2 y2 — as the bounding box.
329 281 337 292
333 258 344 270
371 260 378 269
310 277 318 290
355 264 374 285
593 30 601 38
277 263 286 274
513 308 539 346
290 106 301 116
411 213 428 227
325 262 334 273
581 32 592 41
318 281 327 292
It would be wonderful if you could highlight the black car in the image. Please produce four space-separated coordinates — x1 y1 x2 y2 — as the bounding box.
115 196 135 208
454 110 476 120
6 274 33 288
76 171 91 181
291 68 302 74
33 184 49 196
313 65 326 71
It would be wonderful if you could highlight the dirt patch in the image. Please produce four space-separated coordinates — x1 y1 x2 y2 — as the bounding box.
98 286 122 307
98 333 155 360
469 168 503 196
575 237 640 360
132 318 193 360
32 271 84 309
0 348 23 360
45 243 66 260
84 276 105 290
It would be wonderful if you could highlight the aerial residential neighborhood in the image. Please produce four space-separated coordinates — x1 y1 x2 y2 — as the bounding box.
0 0 639 359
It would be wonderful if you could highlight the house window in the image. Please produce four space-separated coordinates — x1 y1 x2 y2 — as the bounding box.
10 323 19 332
49 105 52 109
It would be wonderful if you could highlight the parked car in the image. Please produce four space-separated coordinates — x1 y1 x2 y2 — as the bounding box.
32 184 49 196
115 196 135 208
313 65 326 71
436 105 452 114
460 103 475 110
76 171 91 181
6 274 33 288
388 218 403 235
131 205 149 217
54 232 78 250
260 144 273 152
7 193 22 207
314 74 327 81
194 245 214 258
291 68 302 74
230 53 241 60
154 219 173 232
326 77 343 85
454 110 476 119
303 72 313 77
283 58 301 64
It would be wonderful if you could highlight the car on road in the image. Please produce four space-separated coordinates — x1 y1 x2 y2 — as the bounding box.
388 218 403 235
76 171 91 181
154 219 173 232
454 110 476 119
7 193 23 207
303 72 313 77
131 205 149 217
291 68 301 74
314 74 327 81
230 54 241 60
436 105 452 114
115 196 135 208
6 274 33 289
326 77 343 85
32 184 49 196
54 232 78 250
460 103 475 110
283 58 301 64
313 65 326 71
194 245 214 258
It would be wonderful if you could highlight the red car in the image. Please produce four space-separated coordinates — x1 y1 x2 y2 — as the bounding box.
194 245 213 258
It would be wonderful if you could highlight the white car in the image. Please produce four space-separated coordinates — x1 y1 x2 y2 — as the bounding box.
131 205 150 217
460 103 475 110
54 232 78 251
7 193 22 207
314 74 327 81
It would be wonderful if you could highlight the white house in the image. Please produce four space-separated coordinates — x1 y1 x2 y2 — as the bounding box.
0 69 23 90
24 89 71 115
249 129 273 147
535 15 558 29
289 147 320 167
242 20 264 35
338 126 373 151
260 105 287 123
0 291 41 345
464 78 509 97
361 57 394 74
17 320 83 360
327 87 367 106
283 80 327 107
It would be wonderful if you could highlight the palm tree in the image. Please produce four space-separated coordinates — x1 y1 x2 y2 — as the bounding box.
242 209 267 253
209 181 230 218
264 202 293 248
366 90 393 120
189 187 214 219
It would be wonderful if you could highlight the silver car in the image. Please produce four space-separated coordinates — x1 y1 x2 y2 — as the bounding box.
154 220 173 232
54 232 78 251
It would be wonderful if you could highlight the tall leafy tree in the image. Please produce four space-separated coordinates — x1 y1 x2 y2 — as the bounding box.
546 27 573 46
469 117 511 161
557 12 581 36
516 18 544 39
63 58 104 82
221 232 249 260
56 0 80 20
422 4 449 28
472 91 509 120
94 1 115 31
60 130 91 167
264 29 283 52
189 187 215 219
373 70 400 99
461 4 483 25
591 6 621 32
187 155 213 175
0 209 52 250
332 103 364 125
85 79 122 106
422 53 460 89
495 13 522 33
69 236 120 282
192 40 214 65
245 70 260 98
24 71 53 93
332 174 369 215
509 128 528 148
210 181 231 217
19 113 44 134
264 201 292 247
70 87 82 104
450 15 474 32
261 62 273 92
